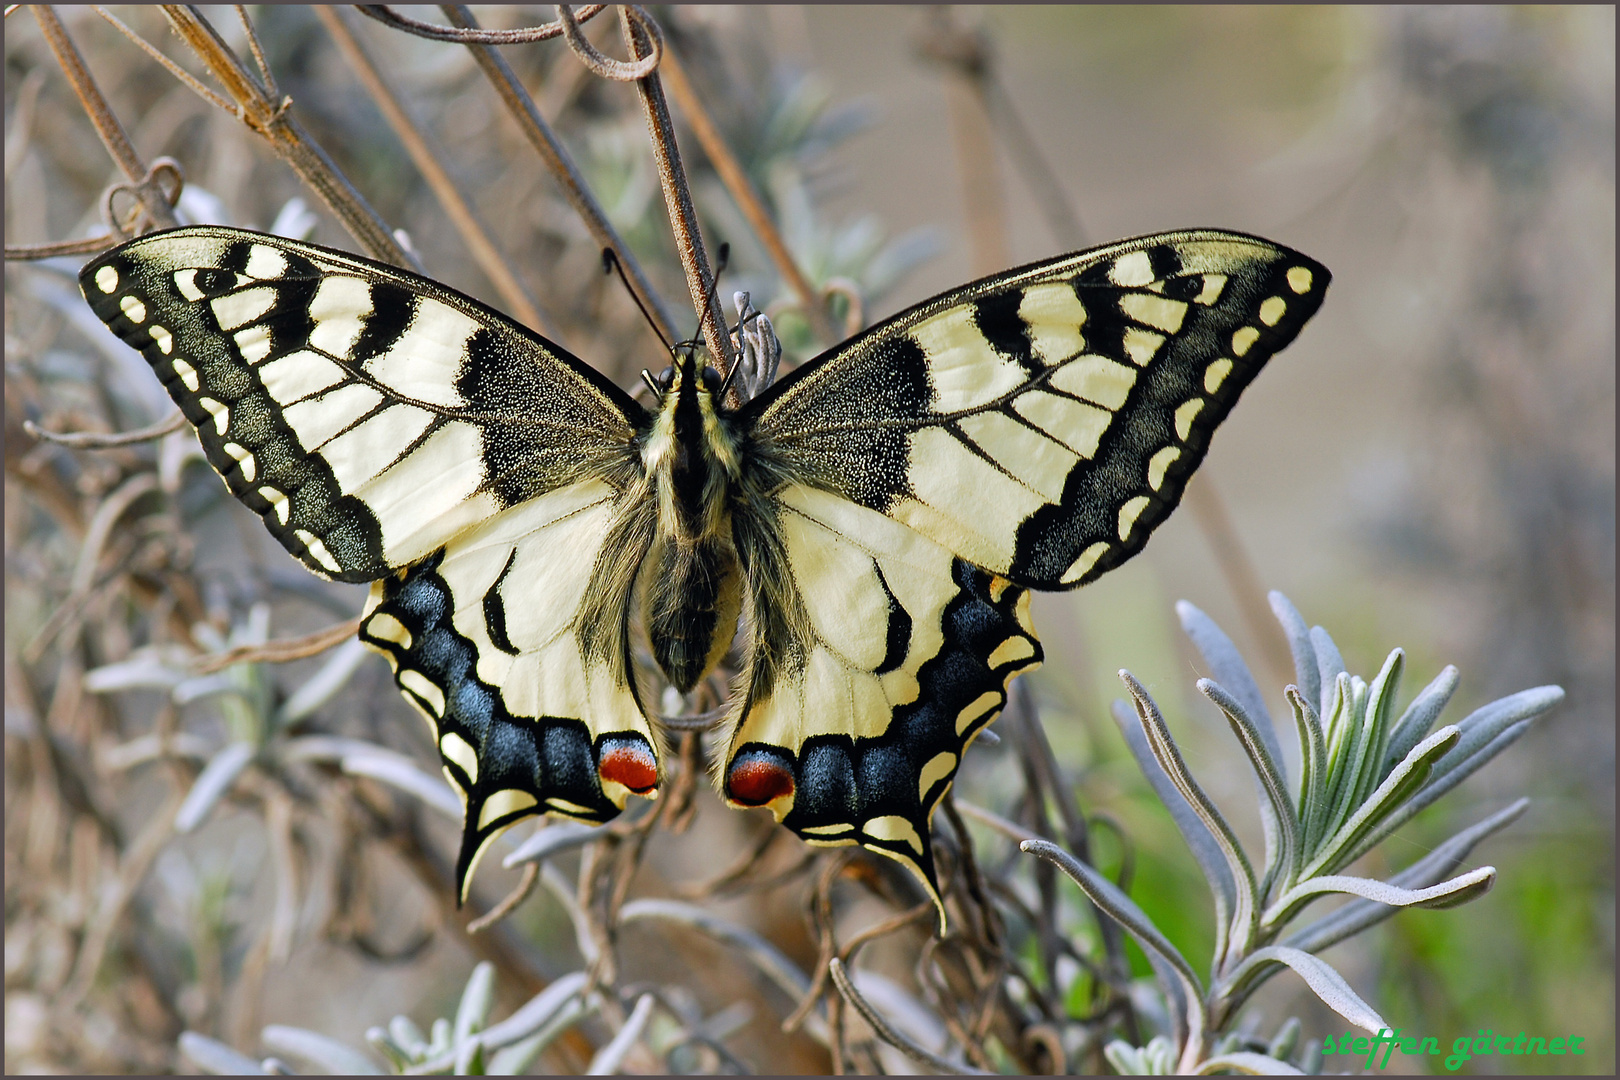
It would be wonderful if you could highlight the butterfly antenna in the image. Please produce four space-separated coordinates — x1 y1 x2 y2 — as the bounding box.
602 248 672 353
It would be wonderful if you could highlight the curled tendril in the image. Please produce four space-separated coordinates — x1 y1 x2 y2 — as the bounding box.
101 156 184 238
354 4 608 44
559 4 662 81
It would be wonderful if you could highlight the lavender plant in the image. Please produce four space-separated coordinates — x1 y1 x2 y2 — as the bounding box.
1021 592 1561 1074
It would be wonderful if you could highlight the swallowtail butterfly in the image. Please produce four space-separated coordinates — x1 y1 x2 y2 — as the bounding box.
81 227 1327 924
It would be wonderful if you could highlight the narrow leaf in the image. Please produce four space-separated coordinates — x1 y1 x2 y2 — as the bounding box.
261 1024 383 1074
174 741 256 833
1308 626 1347 720
1283 799 1528 953
340 750 461 819
1178 601 1280 766
1196 1050 1304 1074
1200 679 1300 897
1020 838 1206 1040
1298 726 1460 883
1382 665 1458 775
1268 592 1319 713
1218 946 1384 1033
178 1032 271 1075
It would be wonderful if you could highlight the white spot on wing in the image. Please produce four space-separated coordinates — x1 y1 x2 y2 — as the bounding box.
1194 274 1228 305
234 324 272 364
307 276 374 359
1109 250 1155 287
1120 293 1187 333
149 324 173 354
1147 446 1181 490
364 611 412 649
1287 266 1313 294
320 404 436 492
210 286 277 331
439 731 478 783
1232 326 1259 357
1118 495 1151 541
862 814 923 853
172 357 199 392
1174 398 1205 442
1060 541 1109 585
1012 389 1112 459
198 397 229 435
258 486 290 524
478 788 538 830
1122 328 1165 367
987 636 1035 669
955 691 1000 736
1048 355 1136 409
355 421 499 567
398 668 445 716
917 751 957 804
222 442 256 482
1259 296 1286 326
95 265 119 293
281 383 384 452
174 269 205 302
245 244 289 280
1017 282 1087 365
1204 358 1233 393
120 295 146 323
958 410 1079 503
259 349 347 404
295 529 342 575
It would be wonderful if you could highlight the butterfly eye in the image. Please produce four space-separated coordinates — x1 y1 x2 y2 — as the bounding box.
658 366 676 391
701 366 723 393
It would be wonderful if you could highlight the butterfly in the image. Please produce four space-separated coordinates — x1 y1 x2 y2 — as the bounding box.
81 226 1327 925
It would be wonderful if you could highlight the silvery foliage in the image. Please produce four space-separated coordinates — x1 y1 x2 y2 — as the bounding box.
1023 592 1562 1075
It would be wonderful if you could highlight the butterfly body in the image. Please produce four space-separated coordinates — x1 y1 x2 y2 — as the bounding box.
81 226 1329 924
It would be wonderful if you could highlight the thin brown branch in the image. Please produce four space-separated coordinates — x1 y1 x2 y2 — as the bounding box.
192 617 361 674
357 4 607 45
617 6 734 370
314 6 553 335
557 3 660 81
466 861 539 934
6 235 118 260
658 44 841 347
157 5 410 266
24 410 187 448
438 4 677 346
828 957 988 1075
33 6 178 229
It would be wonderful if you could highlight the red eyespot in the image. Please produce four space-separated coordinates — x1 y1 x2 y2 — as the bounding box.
597 737 658 793
725 749 795 806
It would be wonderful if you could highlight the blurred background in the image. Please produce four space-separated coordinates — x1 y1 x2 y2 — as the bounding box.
6 5 1612 1074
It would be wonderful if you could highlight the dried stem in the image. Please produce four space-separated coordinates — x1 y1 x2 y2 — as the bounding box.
314 6 553 335
615 5 734 370
437 4 677 347
192 618 362 674
33 5 178 231
657 44 841 346
157 5 410 266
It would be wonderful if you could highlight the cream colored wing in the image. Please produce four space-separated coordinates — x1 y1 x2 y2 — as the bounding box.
742 230 1328 589
722 485 1042 922
359 480 658 900
80 227 646 583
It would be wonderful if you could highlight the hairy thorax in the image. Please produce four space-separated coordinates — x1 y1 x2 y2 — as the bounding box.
639 356 747 692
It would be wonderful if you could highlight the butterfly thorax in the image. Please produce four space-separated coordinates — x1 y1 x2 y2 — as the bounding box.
639 352 746 692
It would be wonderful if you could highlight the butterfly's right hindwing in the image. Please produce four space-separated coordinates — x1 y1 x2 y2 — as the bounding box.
80 227 646 583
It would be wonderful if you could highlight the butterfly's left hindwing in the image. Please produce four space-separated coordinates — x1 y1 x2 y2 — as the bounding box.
724 485 1041 918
